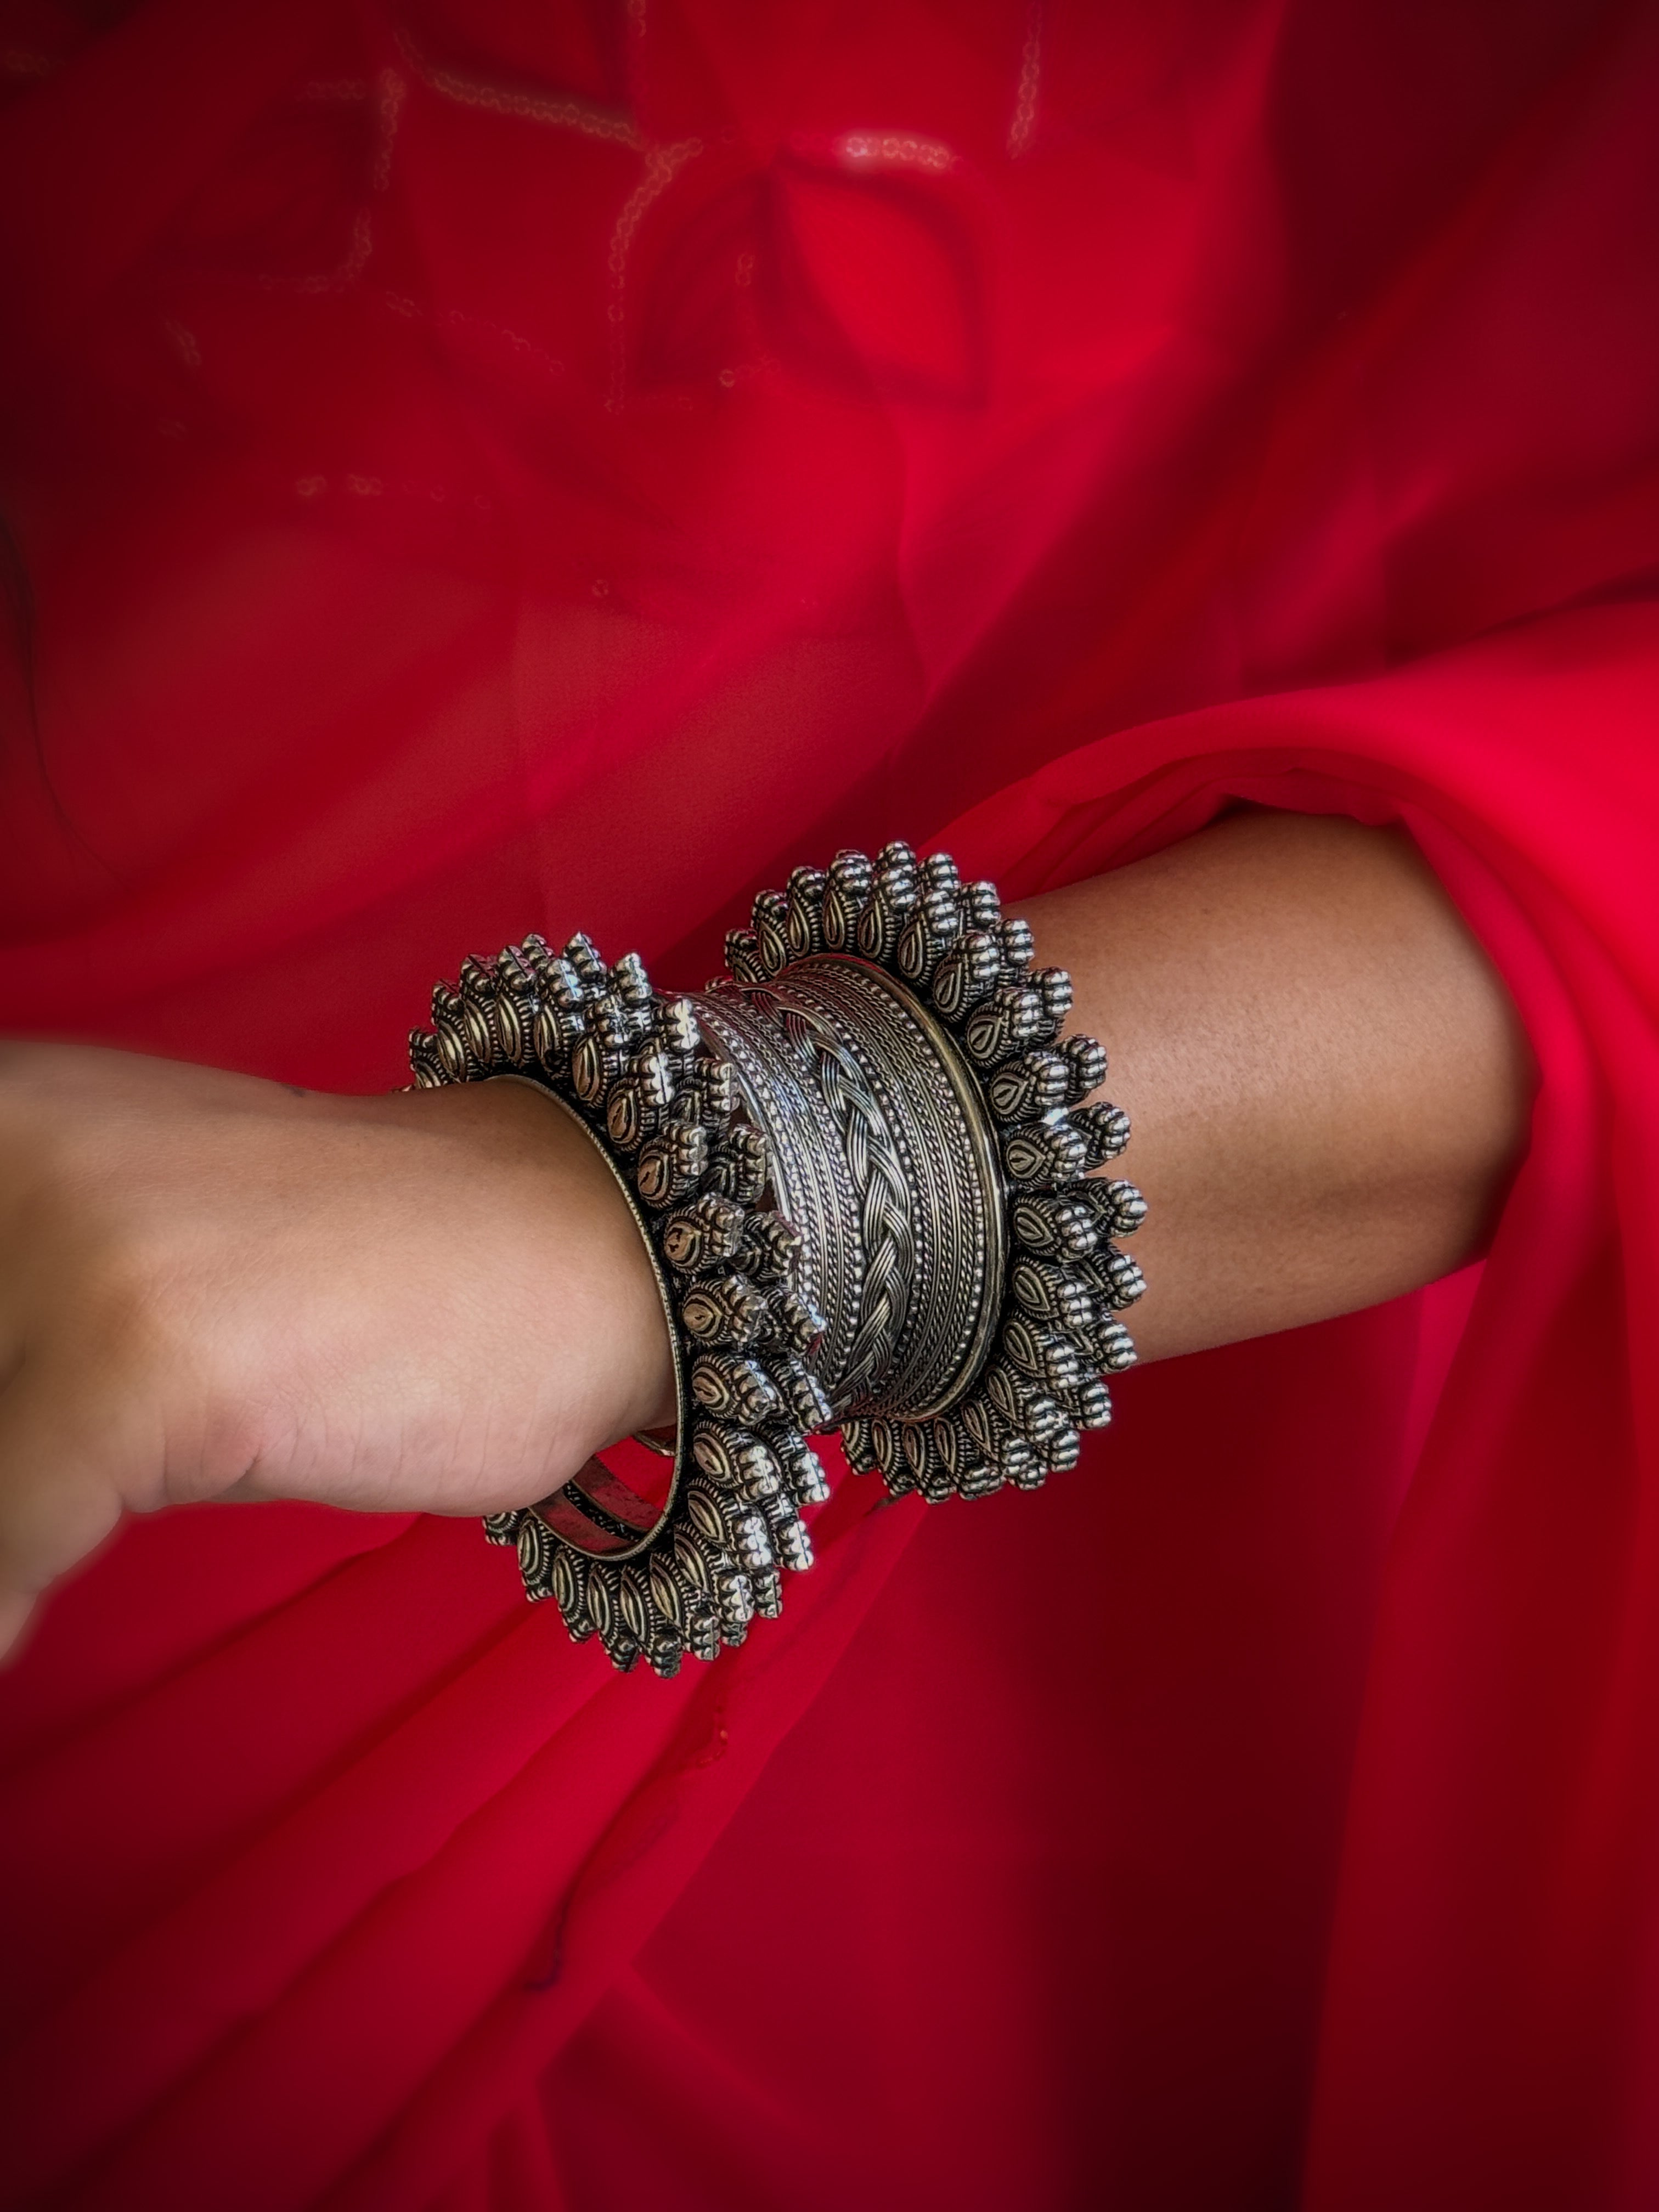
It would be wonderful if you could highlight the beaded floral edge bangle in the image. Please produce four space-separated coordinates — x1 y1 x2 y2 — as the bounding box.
409 842 1146 1677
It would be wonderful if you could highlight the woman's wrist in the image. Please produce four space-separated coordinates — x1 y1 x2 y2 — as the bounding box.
385 1077 679 1447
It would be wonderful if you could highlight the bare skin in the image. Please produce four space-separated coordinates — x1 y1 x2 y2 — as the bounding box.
1016 808 1532 1362
0 1067 679 1657
0 810 1531 1657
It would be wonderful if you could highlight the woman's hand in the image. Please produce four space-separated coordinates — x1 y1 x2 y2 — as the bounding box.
0 1048 676 1656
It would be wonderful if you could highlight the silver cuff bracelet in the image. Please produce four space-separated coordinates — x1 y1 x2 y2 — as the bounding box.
409 842 1145 1676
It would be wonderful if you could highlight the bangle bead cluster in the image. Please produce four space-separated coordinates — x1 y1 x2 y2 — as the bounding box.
410 842 1144 1674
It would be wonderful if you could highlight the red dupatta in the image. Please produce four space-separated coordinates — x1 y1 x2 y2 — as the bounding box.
1 3 1657 2205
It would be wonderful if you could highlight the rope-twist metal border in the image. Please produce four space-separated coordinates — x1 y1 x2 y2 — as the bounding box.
774 997 916 1407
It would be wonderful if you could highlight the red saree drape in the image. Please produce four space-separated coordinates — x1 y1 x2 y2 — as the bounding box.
2 2 1657 2205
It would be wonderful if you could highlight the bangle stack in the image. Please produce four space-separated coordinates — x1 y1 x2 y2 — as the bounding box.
409 843 1145 1676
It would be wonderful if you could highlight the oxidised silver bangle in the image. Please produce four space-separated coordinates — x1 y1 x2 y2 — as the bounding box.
408 842 1145 1676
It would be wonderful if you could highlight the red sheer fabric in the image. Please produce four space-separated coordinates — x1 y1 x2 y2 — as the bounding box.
1 2 1656 2205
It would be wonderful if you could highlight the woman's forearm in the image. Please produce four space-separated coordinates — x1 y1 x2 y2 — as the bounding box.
1019 809 1534 1364
0 810 1533 1654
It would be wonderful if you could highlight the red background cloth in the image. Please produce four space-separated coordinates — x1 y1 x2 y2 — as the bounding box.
1 2 1657 2205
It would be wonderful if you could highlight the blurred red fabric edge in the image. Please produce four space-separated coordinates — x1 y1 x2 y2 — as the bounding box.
1 2 1657 2207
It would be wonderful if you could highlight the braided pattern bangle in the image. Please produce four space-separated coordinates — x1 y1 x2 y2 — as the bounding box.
409 842 1146 1675
769 988 916 1406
